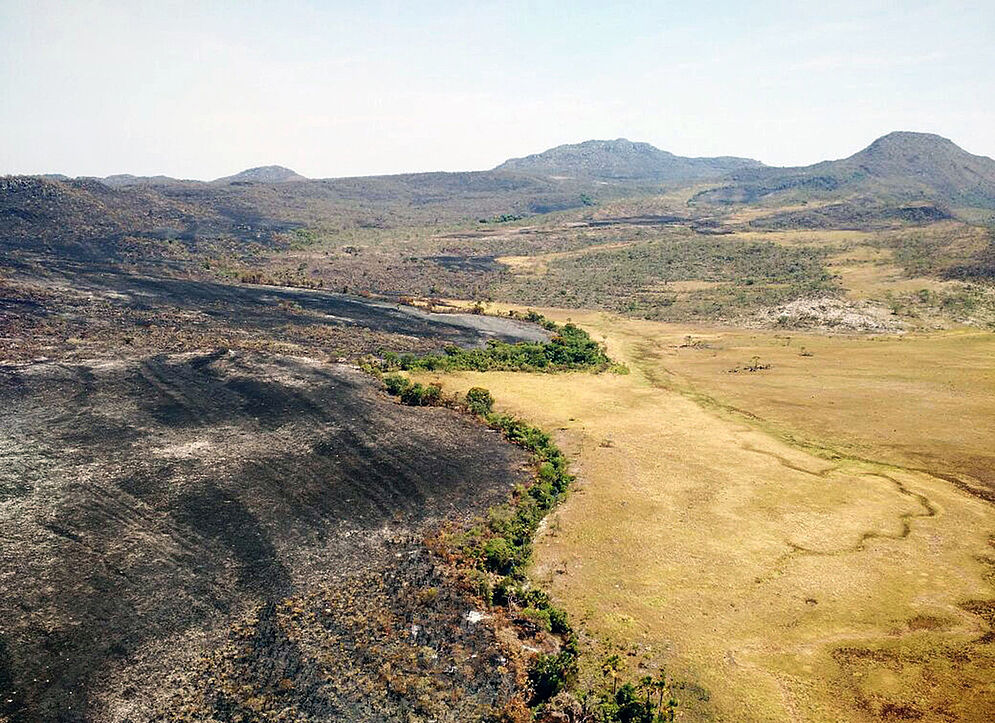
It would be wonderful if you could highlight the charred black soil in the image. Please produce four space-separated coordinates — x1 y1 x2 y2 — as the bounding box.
0 351 532 721
0 268 547 363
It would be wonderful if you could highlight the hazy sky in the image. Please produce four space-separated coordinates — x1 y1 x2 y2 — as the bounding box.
2 0 993 179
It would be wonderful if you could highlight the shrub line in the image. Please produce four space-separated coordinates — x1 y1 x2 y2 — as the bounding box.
367 312 675 721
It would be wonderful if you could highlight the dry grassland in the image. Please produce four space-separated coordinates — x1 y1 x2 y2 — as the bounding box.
415 308 995 721
641 324 995 495
496 241 636 277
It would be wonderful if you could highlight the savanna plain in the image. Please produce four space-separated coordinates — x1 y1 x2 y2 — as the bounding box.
2 133 994 721
418 309 995 721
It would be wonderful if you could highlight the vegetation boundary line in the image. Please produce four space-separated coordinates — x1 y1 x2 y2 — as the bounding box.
364 313 677 722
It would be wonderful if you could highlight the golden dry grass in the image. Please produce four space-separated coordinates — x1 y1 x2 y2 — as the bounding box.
496 241 638 277
725 228 878 246
639 324 995 493
822 243 968 303
416 309 995 722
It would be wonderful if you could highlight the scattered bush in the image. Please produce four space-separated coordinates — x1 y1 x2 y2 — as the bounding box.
528 651 577 705
383 373 410 396
465 386 495 415
483 537 515 574
379 361 624 719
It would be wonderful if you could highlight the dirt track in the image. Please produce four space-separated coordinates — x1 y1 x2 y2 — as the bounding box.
0 351 531 721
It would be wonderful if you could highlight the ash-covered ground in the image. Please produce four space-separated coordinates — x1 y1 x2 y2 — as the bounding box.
0 351 532 721
0 267 548 364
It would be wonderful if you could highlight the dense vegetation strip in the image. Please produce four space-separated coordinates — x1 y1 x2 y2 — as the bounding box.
372 314 676 722
378 311 621 374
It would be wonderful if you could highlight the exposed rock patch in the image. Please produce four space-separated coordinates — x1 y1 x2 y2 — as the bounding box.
748 296 906 333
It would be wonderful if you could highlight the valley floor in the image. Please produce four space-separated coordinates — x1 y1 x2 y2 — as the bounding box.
415 309 995 721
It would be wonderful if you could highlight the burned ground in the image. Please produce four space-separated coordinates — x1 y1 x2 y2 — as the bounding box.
0 352 532 721
0 268 548 363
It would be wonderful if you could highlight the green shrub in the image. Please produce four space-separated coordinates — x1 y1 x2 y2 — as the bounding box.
483 537 515 573
493 576 516 606
528 651 577 704
466 569 493 605
521 606 552 632
465 386 494 415
380 314 612 373
383 373 410 395
548 605 570 635
486 503 516 535
398 381 443 406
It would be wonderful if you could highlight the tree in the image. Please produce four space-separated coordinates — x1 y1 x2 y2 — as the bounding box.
601 654 622 695
652 670 668 711
639 675 653 706
652 670 677 722
528 652 576 704
612 683 654 723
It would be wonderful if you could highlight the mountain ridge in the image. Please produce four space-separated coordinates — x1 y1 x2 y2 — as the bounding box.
494 138 763 183
692 131 995 208
5 131 995 255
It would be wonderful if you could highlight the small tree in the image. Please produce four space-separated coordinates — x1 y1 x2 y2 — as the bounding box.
612 683 654 723
601 654 622 695
529 651 576 704
465 386 494 415
639 675 653 706
652 670 677 722
652 670 668 710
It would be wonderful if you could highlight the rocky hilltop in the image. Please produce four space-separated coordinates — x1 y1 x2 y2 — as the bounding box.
495 138 762 183
692 131 995 208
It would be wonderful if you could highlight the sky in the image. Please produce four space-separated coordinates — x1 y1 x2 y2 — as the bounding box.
1 0 993 179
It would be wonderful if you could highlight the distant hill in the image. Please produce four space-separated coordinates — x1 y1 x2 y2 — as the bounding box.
0 166 603 267
0 175 231 273
494 138 762 183
692 132 995 209
212 165 307 184
101 174 186 188
6 131 994 276
0 176 199 240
